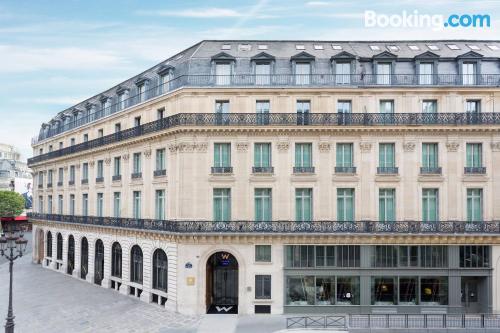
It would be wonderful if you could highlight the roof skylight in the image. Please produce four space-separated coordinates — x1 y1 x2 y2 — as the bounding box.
387 45 400 52
467 44 480 50
408 45 420 51
427 44 439 51
446 44 460 50
369 45 381 51
258 44 268 50
221 44 231 50
331 44 342 50
486 44 499 50
313 44 324 50
295 44 305 50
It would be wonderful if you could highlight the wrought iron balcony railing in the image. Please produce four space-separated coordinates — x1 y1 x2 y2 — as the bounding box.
131 172 142 179
464 166 487 174
47 183 52 188
57 181 63 187
335 166 357 174
81 179 88 185
211 166 233 174
29 112 500 166
252 166 274 174
153 169 166 177
95 177 104 183
420 167 442 175
27 213 500 234
294 166 315 174
37 184 43 189
112 175 121 181
377 167 399 174
33 73 500 143
68 180 75 186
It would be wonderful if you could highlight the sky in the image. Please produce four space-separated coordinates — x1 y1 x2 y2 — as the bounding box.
0 0 499 160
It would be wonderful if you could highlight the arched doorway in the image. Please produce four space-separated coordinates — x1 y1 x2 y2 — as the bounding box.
67 235 75 275
81 237 88 280
94 239 104 285
206 251 238 314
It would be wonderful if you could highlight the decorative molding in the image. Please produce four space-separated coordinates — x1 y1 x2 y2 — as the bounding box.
277 142 289 152
89 161 95 167
318 142 331 152
143 149 152 158
178 143 196 153
104 157 111 165
236 142 249 152
196 143 208 153
63 166 68 171
403 142 416 152
491 142 500 152
446 142 460 152
359 142 372 153
168 144 178 153
122 153 129 161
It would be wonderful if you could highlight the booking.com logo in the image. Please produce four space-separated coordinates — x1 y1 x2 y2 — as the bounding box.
365 10 491 30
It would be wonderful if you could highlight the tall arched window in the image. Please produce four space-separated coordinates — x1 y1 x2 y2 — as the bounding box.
152 249 168 292
94 239 104 285
130 245 143 284
56 233 63 260
46 231 52 257
111 242 122 278
81 237 88 279
67 235 75 275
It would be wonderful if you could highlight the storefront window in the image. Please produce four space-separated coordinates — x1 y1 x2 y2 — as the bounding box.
337 276 360 305
421 277 448 305
372 277 396 305
399 246 419 267
399 277 417 305
316 277 335 305
316 246 335 267
372 246 398 267
286 276 315 305
285 245 314 268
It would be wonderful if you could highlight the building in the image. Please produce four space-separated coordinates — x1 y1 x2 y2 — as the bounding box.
0 143 32 200
28 40 500 316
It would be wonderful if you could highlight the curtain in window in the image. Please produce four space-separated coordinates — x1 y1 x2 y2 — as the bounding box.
337 188 354 222
255 64 271 85
462 63 476 85
213 189 230 221
255 189 272 222
214 143 231 167
377 63 391 85
419 63 433 85
295 144 312 167
336 144 353 167
422 143 438 168
422 189 439 222
295 63 311 85
295 189 312 222
254 143 271 167
466 143 482 168
215 63 231 85
467 189 483 222
379 189 395 222
379 144 395 168
335 62 351 85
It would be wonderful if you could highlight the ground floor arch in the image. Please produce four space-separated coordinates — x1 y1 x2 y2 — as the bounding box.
205 251 239 314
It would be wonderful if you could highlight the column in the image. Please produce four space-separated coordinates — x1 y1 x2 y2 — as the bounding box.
119 242 130 295
491 140 500 219
87 238 95 283
359 140 374 220
445 138 460 220
73 236 81 278
402 139 418 220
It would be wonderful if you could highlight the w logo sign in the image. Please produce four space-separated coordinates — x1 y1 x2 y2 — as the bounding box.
216 306 233 312
221 253 230 260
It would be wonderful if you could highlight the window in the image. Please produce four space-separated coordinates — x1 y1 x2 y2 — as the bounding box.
369 45 380 51
466 143 482 167
138 83 146 102
377 63 391 84
111 242 122 278
96 193 103 217
215 63 231 85
467 188 483 222
337 100 352 113
258 44 268 50
155 190 165 220
486 44 499 50
255 275 271 299
422 100 437 113
213 188 231 221
446 44 460 50
130 245 143 284
80 237 88 280
462 62 476 85
313 44 323 50
69 194 75 215
466 100 480 113
316 246 335 267
399 246 419 267
47 169 53 185
113 192 121 218
69 165 75 183
114 123 121 133
155 149 166 171
97 160 104 179
295 188 312 222
460 246 489 268
379 143 395 168
379 189 395 222
114 157 121 176
286 276 314 305
467 44 480 50
331 44 342 50
419 63 433 85
38 196 43 213
255 63 271 85
58 168 63 183
295 44 305 50
58 195 63 214
83 134 88 142
421 277 448 305
59 142 63 149
371 246 398 267
422 143 439 168
47 195 53 214
152 249 168 292
421 246 447 267
427 44 439 51
337 276 360 305
46 231 52 257
285 245 360 268
285 245 314 267
97 129 104 138
133 191 141 219
38 171 43 186
408 45 420 51
215 100 229 114
94 239 104 285
255 188 272 222
296 100 310 125
372 277 396 305
256 100 270 124
70 138 75 146
214 143 231 168
295 143 312 168
82 193 88 216
56 233 63 260
379 100 394 113
254 143 271 168
387 45 400 52
48 145 53 152
335 62 351 85
337 188 354 222
336 143 353 168
255 245 271 262
157 108 165 120
82 163 88 181
133 152 141 174
118 90 129 110
221 44 231 50
134 116 141 127
295 63 311 85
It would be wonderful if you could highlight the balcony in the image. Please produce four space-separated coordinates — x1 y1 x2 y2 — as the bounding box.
211 167 233 174
293 166 315 174
335 166 357 174
81 179 88 185
29 112 500 166
252 166 274 174
95 177 104 183
153 169 166 177
57 181 63 187
68 180 75 186
27 213 500 234
112 175 122 181
377 167 399 175
131 172 142 179
420 167 442 175
464 167 486 174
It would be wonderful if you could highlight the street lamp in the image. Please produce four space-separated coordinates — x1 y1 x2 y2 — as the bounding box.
0 229 27 333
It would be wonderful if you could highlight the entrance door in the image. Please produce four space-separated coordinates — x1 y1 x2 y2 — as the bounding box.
94 239 104 285
206 252 238 314
67 236 75 275
461 277 481 313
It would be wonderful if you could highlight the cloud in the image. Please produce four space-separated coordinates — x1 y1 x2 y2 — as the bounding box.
137 8 244 18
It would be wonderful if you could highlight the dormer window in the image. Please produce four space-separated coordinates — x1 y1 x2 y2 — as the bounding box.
238 44 251 51
135 78 148 103
117 88 129 110
100 96 111 113
215 62 231 85
446 44 460 50
157 65 174 93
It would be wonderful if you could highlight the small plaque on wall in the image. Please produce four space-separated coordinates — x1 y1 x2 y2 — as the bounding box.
185 262 193 269
186 277 195 286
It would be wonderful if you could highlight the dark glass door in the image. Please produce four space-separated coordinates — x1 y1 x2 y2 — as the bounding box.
67 236 74 275
81 238 88 279
94 240 104 285
213 268 238 305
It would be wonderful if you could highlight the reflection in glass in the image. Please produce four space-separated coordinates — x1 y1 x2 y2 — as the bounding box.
372 277 396 305
399 277 417 305
316 277 335 305
421 277 448 305
286 276 315 305
337 276 360 305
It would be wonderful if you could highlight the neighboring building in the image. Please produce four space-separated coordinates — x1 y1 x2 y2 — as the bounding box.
28 40 500 316
0 143 32 208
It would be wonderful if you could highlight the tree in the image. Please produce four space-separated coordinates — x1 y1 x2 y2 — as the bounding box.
0 191 25 218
